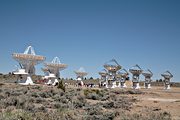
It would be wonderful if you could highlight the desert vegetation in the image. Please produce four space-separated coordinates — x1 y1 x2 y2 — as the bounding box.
0 83 172 120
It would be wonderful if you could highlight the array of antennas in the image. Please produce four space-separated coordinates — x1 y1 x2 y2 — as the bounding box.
101 59 167 78
12 46 173 83
99 59 173 89
12 46 67 78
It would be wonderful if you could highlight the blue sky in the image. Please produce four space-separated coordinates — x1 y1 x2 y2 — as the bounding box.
0 0 180 81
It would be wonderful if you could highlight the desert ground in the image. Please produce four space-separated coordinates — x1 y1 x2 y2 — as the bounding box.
128 87 180 120
0 81 179 120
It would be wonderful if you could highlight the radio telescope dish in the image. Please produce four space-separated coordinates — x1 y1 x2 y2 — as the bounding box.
129 64 142 89
142 69 153 77
117 68 129 88
98 69 108 87
12 46 45 75
161 71 173 79
104 59 121 72
129 64 143 75
103 59 121 88
161 71 173 90
44 57 68 78
142 69 153 89
12 46 45 85
74 67 88 80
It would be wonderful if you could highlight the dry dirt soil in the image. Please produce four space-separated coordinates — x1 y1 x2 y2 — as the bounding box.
131 87 180 120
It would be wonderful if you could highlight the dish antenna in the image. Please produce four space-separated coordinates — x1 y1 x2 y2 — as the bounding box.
74 67 88 81
12 46 45 85
43 57 67 85
129 64 143 89
161 71 173 90
142 69 153 89
117 68 129 88
104 59 122 88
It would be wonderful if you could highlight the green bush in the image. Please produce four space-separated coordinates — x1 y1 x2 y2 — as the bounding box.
31 92 39 98
83 89 106 100
86 93 100 100
57 80 65 92
72 95 86 108
39 92 50 98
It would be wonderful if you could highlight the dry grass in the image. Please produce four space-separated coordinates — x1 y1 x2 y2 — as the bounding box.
0 83 174 120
